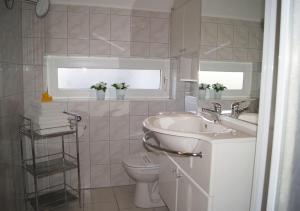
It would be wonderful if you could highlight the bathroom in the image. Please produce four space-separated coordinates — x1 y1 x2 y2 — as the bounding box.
1 0 300 211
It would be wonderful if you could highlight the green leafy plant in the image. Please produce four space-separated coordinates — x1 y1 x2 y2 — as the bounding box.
199 83 211 90
212 83 227 92
90 82 107 92
112 82 129 90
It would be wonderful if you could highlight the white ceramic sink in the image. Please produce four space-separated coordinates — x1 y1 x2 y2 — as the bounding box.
143 112 237 153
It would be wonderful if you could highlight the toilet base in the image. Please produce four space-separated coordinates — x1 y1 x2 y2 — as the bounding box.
134 182 165 208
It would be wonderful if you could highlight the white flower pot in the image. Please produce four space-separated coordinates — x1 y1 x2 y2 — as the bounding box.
96 90 105 100
206 90 212 99
198 90 207 100
116 89 126 100
214 91 222 99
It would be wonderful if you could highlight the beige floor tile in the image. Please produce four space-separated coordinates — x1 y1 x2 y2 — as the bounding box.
119 205 168 211
51 202 83 211
45 185 170 211
84 202 119 211
84 187 116 204
154 207 169 211
113 185 135 194
120 208 154 211
113 185 136 209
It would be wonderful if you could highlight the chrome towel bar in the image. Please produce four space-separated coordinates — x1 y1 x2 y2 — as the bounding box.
63 111 82 122
142 131 203 158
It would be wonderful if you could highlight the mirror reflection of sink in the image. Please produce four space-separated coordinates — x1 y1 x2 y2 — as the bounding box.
143 112 238 153
238 113 258 124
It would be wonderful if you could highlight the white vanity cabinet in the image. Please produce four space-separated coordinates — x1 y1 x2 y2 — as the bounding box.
159 155 178 211
177 169 209 211
170 0 201 57
159 154 210 211
159 138 256 211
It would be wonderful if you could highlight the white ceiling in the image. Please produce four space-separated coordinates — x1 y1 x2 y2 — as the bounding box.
50 0 174 12
202 0 265 21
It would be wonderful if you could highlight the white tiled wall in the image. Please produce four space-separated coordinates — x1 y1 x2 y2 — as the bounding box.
41 4 170 58
21 2 174 115
25 100 183 190
200 16 263 62
21 2 189 190
0 1 24 210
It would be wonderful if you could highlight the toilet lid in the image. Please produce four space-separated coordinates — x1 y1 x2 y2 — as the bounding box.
123 152 160 169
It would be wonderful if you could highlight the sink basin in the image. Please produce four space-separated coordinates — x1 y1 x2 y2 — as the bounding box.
143 112 236 153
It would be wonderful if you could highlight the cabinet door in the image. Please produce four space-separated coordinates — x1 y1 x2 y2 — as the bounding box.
159 155 178 211
173 140 212 193
182 0 201 54
171 5 184 57
177 169 209 211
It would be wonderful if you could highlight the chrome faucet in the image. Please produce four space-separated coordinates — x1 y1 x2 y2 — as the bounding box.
201 109 220 123
201 102 222 123
212 102 222 114
231 101 248 118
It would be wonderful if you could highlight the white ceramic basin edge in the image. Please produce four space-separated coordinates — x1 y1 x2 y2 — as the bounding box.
143 112 236 153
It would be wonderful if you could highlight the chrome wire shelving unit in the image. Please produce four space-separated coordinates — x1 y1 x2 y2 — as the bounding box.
19 112 82 211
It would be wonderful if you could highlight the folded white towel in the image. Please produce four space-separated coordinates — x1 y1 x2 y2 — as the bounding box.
31 102 67 110
37 126 73 135
37 122 70 129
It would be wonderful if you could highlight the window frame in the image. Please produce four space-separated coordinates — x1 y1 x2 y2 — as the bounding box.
46 56 171 99
199 61 253 98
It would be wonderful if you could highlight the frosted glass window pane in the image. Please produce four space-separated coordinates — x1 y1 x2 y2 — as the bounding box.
199 71 244 90
58 68 161 89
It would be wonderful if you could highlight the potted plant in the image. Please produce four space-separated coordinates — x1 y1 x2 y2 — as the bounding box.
112 82 129 100
91 82 107 100
212 83 227 99
198 83 211 99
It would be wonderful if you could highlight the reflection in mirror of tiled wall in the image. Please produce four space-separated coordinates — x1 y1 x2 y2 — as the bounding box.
199 16 264 98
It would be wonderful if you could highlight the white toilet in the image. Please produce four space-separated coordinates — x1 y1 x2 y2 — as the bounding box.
122 152 165 208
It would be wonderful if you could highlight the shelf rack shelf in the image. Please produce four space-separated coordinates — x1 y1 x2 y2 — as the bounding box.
27 186 78 210
19 112 82 211
25 156 78 178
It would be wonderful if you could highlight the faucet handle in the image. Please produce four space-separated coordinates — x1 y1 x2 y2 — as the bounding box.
212 102 222 114
231 101 246 109
231 101 248 118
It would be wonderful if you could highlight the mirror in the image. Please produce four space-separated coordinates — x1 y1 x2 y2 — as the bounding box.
197 0 265 124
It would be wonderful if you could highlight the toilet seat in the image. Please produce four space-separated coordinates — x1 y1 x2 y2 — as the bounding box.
123 152 159 169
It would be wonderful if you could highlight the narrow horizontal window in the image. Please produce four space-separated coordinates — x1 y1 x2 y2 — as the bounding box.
198 71 244 90
58 68 161 90
46 56 170 99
